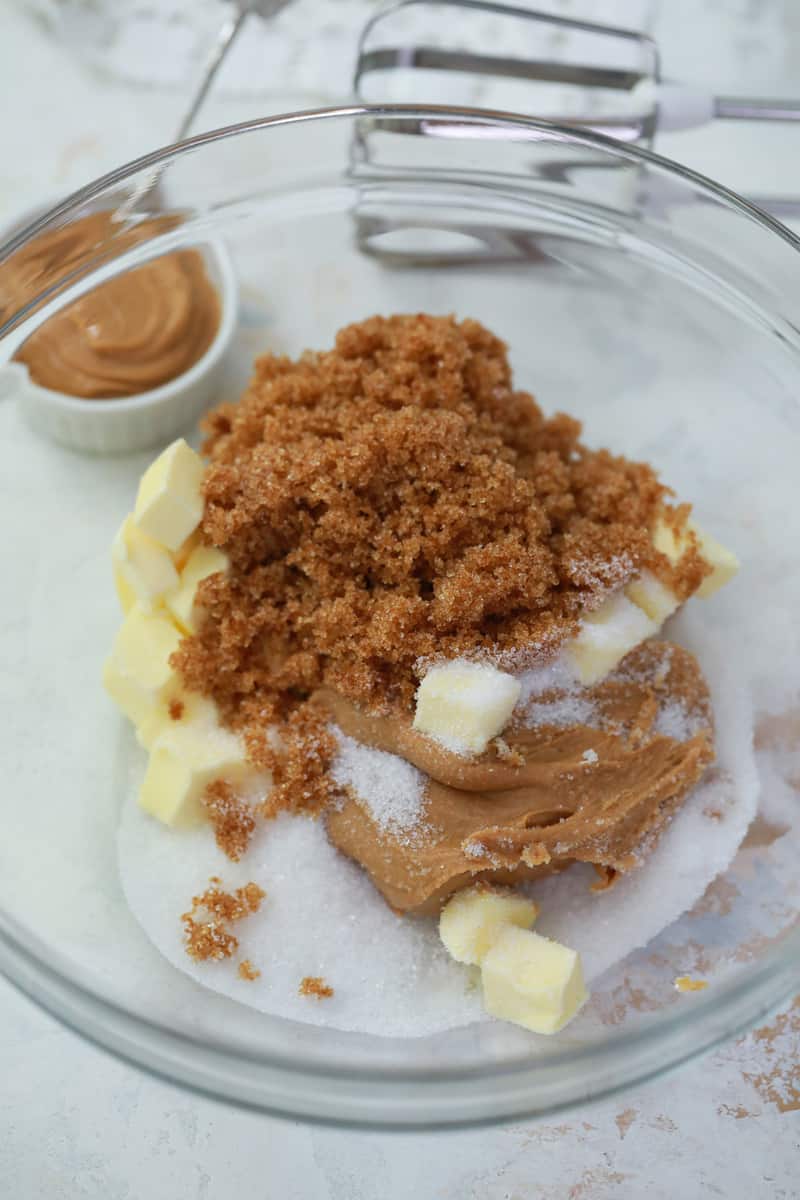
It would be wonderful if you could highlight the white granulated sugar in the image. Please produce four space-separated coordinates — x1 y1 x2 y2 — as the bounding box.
516 657 602 729
522 694 600 730
119 623 757 1035
581 748 599 765
654 699 706 743
119 796 483 1037
463 840 487 859
517 656 578 702
331 730 426 839
567 552 634 590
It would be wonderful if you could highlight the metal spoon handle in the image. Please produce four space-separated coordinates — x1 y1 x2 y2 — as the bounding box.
174 10 249 143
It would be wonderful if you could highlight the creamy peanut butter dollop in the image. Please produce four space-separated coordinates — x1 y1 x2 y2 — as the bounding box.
1 212 220 399
322 642 714 915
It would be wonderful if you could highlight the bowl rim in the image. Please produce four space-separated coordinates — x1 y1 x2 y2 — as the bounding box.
2 102 799 291
0 197 239 413
1 102 799 1129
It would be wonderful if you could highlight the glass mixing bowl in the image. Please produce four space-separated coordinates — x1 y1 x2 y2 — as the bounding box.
1 106 798 1129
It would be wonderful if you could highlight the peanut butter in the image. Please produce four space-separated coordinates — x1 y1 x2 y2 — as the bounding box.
1 212 220 399
323 642 715 914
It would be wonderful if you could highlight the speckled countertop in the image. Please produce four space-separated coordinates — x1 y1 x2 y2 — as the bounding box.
1 1 799 1196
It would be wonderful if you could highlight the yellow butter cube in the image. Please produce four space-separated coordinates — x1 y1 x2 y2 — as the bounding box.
134 439 205 552
103 655 156 730
137 692 218 752
653 516 739 599
567 592 657 686
139 723 252 828
481 926 588 1035
413 661 521 755
653 515 689 565
114 569 136 616
105 652 216 750
439 886 538 965
166 544 229 633
104 607 187 744
173 529 201 572
625 570 680 624
693 526 740 598
112 515 179 614
112 606 183 689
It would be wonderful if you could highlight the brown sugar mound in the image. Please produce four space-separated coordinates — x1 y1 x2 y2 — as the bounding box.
173 314 704 793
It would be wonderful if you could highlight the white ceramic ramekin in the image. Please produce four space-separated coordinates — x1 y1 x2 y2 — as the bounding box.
0 204 238 455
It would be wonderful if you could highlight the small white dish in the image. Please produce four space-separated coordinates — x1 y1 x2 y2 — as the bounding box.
0 202 238 455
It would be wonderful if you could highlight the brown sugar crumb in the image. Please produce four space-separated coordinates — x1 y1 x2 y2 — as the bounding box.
299 975 334 1000
202 779 256 861
191 879 265 921
170 314 703 816
183 916 238 962
181 878 265 963
168 698 185 721
493 737 525 767
251 707 340 819
238 959 261 982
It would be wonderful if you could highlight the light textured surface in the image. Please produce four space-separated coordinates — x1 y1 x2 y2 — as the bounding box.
2 1 800 1195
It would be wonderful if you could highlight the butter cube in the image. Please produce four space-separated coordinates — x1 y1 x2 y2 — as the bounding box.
693 526 740 598
413 661 521 755
112 606 183 688
625 570 679 624
166 544 229 633
652 515 690 565
134 439 205 552
103 655 157 730
112 515 179 613
136 690 218 751
139 723 252 827
104 607 186 743
567 592 658 686
481 926 588 1035
114 569 136 616
440 886 538 965
653 516 739 599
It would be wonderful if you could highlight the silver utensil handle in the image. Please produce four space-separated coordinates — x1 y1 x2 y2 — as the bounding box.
715 96 800 122
174 10 249 143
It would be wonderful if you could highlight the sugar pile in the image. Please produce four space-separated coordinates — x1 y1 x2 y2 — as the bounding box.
119 622 758 1036
330 731 426 840
516 656 601 730
119 793 483 1037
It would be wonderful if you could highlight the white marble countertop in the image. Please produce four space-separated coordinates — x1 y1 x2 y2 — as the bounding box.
1 1 799 1196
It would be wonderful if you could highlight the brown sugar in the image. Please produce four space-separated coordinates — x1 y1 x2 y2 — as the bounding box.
202 779 257 861
172 314 708 813
238 959 261 982
251 707 339 821
299 976 334 999
181 878 265 963
182 916 239 962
